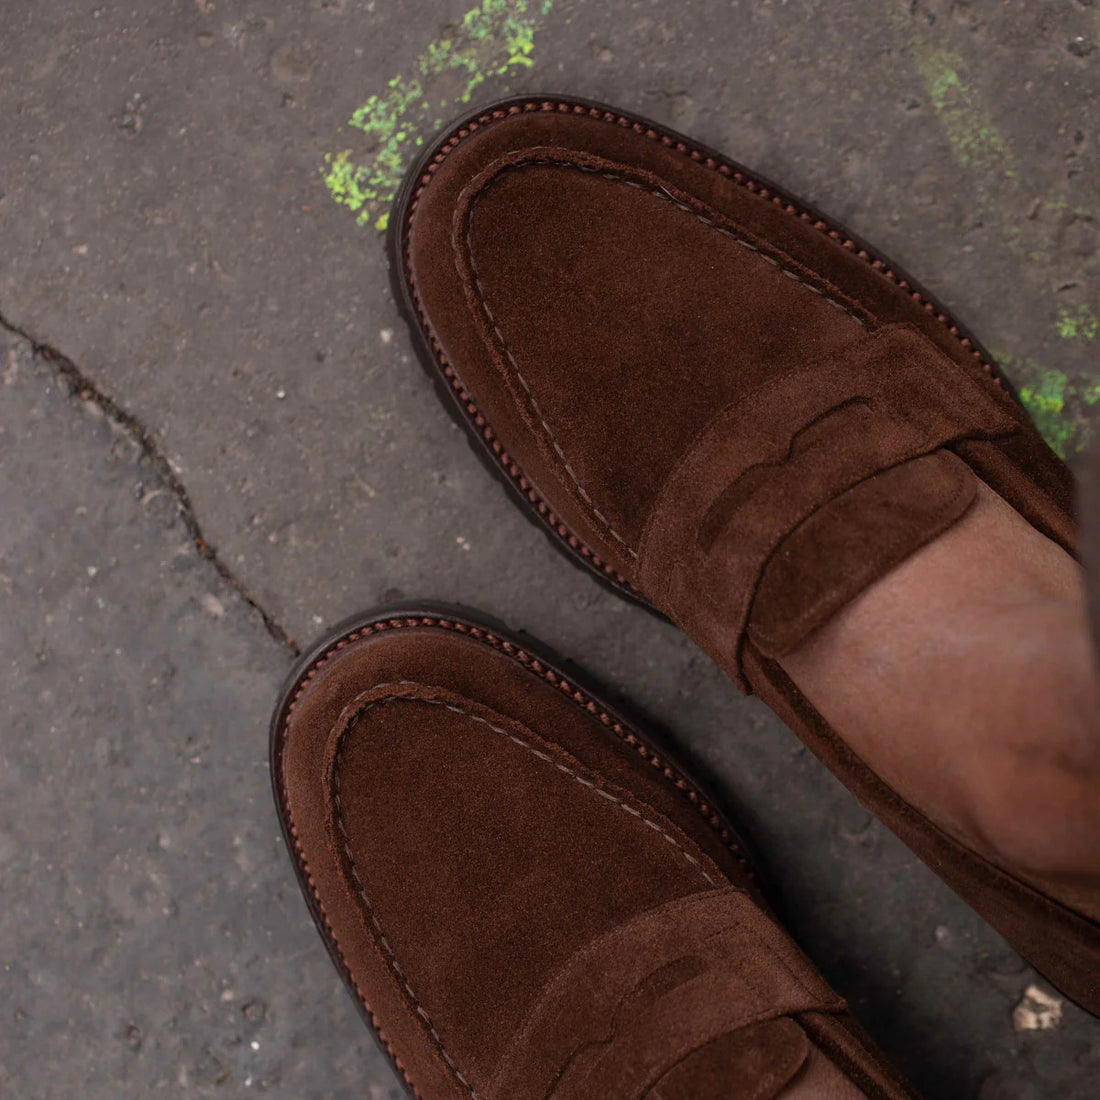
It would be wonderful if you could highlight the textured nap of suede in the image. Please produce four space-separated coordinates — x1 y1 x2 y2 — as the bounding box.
400 99 1096 1014
405 110 1073 586
275 617 918 1099
453 149 874 553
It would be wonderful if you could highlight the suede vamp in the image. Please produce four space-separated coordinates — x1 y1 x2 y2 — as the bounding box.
274 614 916 1099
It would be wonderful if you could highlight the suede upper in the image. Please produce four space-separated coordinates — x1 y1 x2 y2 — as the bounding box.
404 104 1072 597
398 97 1096 1015
273 612 918 1099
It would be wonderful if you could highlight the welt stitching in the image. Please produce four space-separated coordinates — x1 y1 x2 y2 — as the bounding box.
331 687 721 1097
409 318 633 585
285 621 750 858
278 827 425 1097
408 99 1000 382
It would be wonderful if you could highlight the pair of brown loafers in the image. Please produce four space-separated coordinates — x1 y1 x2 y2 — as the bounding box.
270 97 1096 1099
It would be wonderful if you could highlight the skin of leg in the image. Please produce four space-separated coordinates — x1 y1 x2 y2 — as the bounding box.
781 481 1100 920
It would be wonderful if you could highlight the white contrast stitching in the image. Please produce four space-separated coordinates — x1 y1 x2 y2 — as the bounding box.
460 157 868 562
331 686 721 1098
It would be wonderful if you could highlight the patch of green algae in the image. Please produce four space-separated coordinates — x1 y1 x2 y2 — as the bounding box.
914 49 1009 171
1056 304 1099 342
323 0 551 230
1005 355 1100 458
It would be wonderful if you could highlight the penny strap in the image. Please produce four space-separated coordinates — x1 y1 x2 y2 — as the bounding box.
490 887 846 1100
637 324 1018 686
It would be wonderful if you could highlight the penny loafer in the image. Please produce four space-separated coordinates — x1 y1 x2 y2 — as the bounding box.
393 96 1094 1015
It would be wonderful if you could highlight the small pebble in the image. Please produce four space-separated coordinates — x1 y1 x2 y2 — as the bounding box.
200 593 225 618
1012 985 1063 1032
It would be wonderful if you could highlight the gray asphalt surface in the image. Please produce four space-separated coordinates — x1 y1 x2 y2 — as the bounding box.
2 1 1099 1097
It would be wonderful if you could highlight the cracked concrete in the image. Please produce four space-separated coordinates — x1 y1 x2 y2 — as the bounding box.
0 326 394 1098
1 1 1098 1097
0 312 299 654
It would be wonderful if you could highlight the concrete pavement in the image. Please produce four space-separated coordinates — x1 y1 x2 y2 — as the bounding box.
2 1 1098 1096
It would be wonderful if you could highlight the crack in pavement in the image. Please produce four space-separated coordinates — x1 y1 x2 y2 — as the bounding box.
0 309 301 657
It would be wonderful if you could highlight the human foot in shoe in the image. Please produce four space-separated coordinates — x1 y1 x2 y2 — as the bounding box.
783 480 1100 922
272 605 915 1099
395 96 1097 1013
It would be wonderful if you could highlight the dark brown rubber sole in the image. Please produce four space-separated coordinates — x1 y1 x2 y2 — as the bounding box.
390 92 1024 613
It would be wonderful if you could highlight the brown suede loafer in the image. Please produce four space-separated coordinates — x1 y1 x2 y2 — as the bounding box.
393 96 1096 1014
271 605 917 1099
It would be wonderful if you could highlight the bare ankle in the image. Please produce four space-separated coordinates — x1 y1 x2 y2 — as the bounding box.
966 604 1100 881
781 482 1100 915
967 751 1100 884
